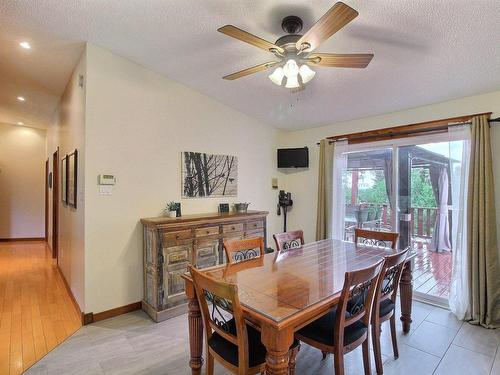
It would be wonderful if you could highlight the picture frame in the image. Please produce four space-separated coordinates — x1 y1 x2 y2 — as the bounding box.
67 149 78 209
61 155 68 204
173 202 182 217
218 203 229 213
181 151 238 198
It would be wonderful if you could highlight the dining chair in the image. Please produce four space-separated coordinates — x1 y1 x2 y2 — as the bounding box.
273 230 304 252
354 228 398 249
295 258 385 375
189 265 300 375
223 237 265 264
371 248 409 375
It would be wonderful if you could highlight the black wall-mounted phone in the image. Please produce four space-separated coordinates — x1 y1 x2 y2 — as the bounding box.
277 190 293 232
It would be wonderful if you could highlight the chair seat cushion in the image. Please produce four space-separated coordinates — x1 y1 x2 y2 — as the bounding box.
297 307 367 347
379 299 395 317
208 319 299 368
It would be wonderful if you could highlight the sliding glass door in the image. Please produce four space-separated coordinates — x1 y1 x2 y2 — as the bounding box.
332 130 470 307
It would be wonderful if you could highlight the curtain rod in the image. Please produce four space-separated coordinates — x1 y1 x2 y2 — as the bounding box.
316 116 500 145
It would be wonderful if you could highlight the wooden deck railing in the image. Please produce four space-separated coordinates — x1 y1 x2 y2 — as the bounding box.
410 207 437 239
355 204 438 239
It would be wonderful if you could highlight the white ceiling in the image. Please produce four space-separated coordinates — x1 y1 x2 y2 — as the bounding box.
1 0 500 130
0 12 84 129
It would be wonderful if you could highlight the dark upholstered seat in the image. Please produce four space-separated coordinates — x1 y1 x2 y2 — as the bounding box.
379 299 395 317
297 308 367 347
209 318 298 367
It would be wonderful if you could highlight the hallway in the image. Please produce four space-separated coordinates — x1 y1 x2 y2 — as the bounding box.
0 241 81 374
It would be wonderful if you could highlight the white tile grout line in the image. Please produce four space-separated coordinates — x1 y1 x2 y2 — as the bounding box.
488 343 498 375
430 320 471 375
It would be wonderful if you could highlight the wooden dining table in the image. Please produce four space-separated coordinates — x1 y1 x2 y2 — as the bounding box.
182 238 416 375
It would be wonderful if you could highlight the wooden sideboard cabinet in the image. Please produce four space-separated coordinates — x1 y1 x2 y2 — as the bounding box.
140 210 268 322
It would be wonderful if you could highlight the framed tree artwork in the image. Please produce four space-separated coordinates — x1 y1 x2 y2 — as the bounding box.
181 151 238 198
61 155 68 204
67 149 78 209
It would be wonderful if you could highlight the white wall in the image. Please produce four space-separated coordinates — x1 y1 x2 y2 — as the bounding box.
84 44 284 313
278 90 500 243
0 123 46 238
46 48 86 311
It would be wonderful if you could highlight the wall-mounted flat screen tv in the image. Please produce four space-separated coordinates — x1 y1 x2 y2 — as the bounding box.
277 147 309 168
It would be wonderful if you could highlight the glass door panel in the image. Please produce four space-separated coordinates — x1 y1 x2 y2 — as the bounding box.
396 140 458 306
339 147 393 241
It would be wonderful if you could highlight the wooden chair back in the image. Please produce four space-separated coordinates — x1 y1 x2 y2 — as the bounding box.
335 259 385 350
189 266 250 370
354 228 398 249
375 248 409 308
223 237 265 264
273 230 304 252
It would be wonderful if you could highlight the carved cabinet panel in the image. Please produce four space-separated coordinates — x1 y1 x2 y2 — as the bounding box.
141 211 268 322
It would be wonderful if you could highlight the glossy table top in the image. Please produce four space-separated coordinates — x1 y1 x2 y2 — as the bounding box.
202 239 413 324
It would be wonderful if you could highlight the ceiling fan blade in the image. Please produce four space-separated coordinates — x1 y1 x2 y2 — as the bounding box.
218 25 284 54
223 61 280 80
296 2 358 52
308 53 373 68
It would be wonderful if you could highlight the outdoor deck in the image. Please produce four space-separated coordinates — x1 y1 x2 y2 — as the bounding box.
412 237 452 299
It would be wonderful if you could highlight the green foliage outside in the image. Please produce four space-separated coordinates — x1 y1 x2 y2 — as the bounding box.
344 168 436 208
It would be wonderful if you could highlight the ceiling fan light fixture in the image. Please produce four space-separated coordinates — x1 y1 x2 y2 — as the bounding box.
285 75 300 89
269 67 285 86
283 59 299 78
299 64 316 84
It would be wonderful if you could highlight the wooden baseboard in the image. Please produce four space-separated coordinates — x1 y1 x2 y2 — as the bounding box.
82 302 142 325
0 237 45 242
56 265 83 319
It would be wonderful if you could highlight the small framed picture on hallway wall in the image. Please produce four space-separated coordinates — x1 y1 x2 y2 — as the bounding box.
61 155 68 204
68 149 78 209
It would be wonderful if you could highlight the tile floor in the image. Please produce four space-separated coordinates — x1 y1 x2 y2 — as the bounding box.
25 300 499 375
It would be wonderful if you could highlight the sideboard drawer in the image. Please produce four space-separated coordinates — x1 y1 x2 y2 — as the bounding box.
223 223 244 234
195 226 219 237
245 229 264 239
163 229 192 244
197 246 216 258
247 220 264 231
165 248 190 265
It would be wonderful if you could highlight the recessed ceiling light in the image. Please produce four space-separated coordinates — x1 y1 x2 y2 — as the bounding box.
17 122 24 125
17 96 25 102
19 41 31 49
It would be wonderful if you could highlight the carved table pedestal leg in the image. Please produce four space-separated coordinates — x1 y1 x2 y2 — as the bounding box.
186 283 203 375
261 325 293 375
399 261 413 334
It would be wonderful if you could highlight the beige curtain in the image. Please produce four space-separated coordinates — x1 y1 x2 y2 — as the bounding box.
467 114 500 328
316 139 334 240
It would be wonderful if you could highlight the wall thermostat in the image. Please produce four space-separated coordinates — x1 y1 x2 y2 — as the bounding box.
98 174 116 185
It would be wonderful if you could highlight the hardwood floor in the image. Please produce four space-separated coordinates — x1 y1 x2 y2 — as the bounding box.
0 241 81 374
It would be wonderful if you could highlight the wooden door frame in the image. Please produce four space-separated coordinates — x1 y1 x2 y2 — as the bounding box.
52 148 59 259
45 158 49 241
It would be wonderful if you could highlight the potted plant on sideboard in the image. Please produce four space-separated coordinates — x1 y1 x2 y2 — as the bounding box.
166 202 178 218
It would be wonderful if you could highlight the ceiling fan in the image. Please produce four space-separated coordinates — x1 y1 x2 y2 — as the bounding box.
218 1 373 90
